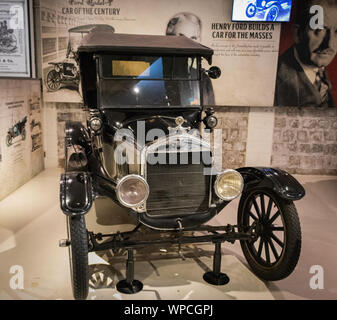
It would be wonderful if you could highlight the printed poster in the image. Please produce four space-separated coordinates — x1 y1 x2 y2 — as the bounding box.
39 0 281 107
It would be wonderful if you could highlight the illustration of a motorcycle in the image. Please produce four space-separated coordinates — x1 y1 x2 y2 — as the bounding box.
6 116 27 147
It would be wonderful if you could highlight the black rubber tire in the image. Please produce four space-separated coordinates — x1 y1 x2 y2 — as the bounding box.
238 189 301 281
67 215 89 300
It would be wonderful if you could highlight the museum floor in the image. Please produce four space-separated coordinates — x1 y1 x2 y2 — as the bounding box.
0 168 336 300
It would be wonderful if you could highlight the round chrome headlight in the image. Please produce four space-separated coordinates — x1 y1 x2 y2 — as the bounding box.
214 169 244 201
89 117 102 132
116 175 149 208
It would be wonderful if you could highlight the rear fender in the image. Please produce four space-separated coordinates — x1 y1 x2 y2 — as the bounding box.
237 167 305 201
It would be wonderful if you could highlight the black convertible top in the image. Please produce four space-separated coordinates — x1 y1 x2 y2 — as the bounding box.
78 31 213 64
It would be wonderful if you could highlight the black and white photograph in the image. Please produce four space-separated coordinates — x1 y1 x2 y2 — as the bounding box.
275 0 337 107
165 12 216 105
44 24 115 98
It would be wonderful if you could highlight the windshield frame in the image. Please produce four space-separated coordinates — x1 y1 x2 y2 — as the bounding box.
96 54 203 109
98 54 201 80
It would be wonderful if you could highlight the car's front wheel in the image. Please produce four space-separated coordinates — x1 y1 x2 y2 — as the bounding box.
238 189 301 281
67 215 89 300
265 5 280 21
46 69 61 91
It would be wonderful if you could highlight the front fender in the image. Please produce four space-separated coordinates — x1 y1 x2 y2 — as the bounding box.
237 167 305 201
65 121 90 150
65 121 91 171
265 1 279 8
60 172 93 215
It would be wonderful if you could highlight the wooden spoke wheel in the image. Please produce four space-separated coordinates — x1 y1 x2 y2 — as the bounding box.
46 69 61 91
238 189 301 281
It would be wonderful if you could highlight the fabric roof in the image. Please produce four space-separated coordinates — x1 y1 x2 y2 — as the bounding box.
78 32 213 64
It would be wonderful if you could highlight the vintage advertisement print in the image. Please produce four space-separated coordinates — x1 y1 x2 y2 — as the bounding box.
0 79 44 201
0 0 31 77
39 0 281 107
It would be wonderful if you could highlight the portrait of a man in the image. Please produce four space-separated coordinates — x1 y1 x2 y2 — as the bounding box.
165 12 215 105
274 0 337 107
166 12 202 42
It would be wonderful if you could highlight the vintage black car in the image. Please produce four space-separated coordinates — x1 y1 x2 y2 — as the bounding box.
246 0 292 21
59 29 305 300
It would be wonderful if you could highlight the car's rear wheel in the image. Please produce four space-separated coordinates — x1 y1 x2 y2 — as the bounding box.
238 189 301 281
67 215 89 300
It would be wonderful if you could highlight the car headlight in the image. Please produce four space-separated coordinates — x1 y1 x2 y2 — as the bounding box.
214 169 244 201
205 115 218 129
89 117 102 132
116 175 149 208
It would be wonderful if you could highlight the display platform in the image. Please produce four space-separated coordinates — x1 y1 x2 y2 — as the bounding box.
0 168 336 300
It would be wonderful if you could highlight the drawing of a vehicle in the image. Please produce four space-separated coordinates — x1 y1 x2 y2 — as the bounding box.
6 116 27 146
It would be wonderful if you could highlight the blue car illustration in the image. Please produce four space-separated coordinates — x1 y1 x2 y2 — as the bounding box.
246 0 292 21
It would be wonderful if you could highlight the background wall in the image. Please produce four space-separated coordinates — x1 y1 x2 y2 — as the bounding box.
212 106 337 175
272 107 337 175
32 0 337 175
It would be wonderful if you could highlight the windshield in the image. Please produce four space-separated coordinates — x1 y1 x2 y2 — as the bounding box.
98 55 201 108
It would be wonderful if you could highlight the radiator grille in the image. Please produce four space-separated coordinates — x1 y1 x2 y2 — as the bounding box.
146 151 211 217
